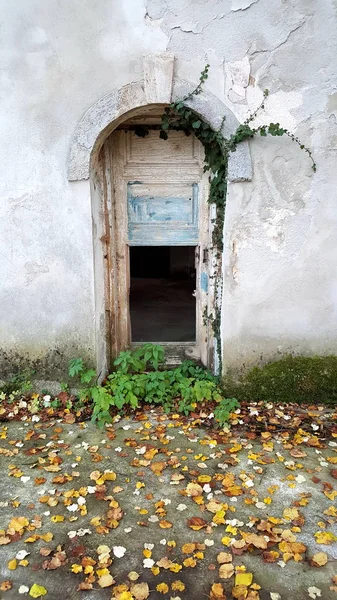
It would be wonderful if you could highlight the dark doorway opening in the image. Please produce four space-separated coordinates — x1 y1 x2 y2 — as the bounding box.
130 246 196 342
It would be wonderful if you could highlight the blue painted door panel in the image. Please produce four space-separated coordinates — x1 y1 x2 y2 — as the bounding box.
127 182 199 245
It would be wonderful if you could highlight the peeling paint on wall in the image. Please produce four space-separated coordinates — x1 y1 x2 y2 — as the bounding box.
230 0 259 12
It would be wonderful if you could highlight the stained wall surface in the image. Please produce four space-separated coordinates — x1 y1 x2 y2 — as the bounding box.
1 0 336 376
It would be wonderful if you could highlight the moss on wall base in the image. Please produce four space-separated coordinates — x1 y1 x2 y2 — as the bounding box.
223 355 337 405
0 344 95 382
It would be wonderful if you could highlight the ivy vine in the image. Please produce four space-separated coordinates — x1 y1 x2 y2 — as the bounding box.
134 65 316 371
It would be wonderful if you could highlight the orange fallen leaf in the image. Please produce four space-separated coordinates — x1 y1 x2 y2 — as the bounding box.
159 520 173 529
0 581 12 591
210 582 226 599
182 543 196 554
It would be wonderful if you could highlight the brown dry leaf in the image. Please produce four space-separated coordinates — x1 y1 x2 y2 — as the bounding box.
42 556 62 570
231 539 246 549
0 536 10 545
283 507 299 521
171 473 185 482
150 462 166 475
263 551 280 563
98 573 115 588
187 517 208 531
311 552 328 567
132 582 150 600
156 557 174 569
77 582 93 591
210 582 226 600
207 500 224 514
64 413 75 424
290 448 307 458
186 482 203 497
217 552 232 564
219 563 234 579
243 533 268 549
232 584 248 599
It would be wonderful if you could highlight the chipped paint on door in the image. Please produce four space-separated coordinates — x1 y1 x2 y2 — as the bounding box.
127 182 199 245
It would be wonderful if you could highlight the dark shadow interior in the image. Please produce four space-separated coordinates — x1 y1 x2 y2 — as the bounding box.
130 246 196 342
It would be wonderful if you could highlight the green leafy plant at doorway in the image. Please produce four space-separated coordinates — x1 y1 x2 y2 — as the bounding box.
155 66 316 370
68 345 237 428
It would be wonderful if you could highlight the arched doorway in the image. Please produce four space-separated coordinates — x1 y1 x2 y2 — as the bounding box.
67 53 252 376
96 107 214 369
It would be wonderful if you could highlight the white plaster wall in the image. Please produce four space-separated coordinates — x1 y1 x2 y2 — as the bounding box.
0 0 336 375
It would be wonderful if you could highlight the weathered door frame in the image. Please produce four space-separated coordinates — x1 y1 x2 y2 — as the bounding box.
100 127 215 369
67 53 252 378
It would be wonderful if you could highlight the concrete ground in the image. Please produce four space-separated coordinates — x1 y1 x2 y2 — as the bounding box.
0 409 337 599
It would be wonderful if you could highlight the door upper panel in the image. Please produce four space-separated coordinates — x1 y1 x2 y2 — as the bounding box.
127 182 199 245
121 130 203 245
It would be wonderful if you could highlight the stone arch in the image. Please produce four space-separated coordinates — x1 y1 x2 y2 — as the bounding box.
67 53 252 183
67 54 252 377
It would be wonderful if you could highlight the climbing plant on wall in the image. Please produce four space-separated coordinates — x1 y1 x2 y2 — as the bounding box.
136 65 316 370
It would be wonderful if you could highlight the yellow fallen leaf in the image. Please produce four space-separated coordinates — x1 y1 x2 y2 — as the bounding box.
182 543 196 554
29 584 47 598
71 564 83 573
183 557 197 568
8 517 29 532
235 572 253 586
119 593 133 600
170 562 182 573
315 531 337 544
19 559 29 567
50 515 64 523
283 507 299 521
198 475 212 483
172 580 185 591
8 559 17 570
156 582 169 593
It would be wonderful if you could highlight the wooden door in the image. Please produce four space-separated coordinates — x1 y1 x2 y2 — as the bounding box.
100 128 215 368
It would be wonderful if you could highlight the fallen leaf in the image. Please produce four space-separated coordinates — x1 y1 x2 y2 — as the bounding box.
187 517 208 530
159 520 173 529
0 581 12 591
219 563 234 579
235 572 253 586
210 582 226 599
314 531 337 545
132 582 150 600
29 584 47 598
156 582 169 593
98 573 114 588
311 552 328 567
